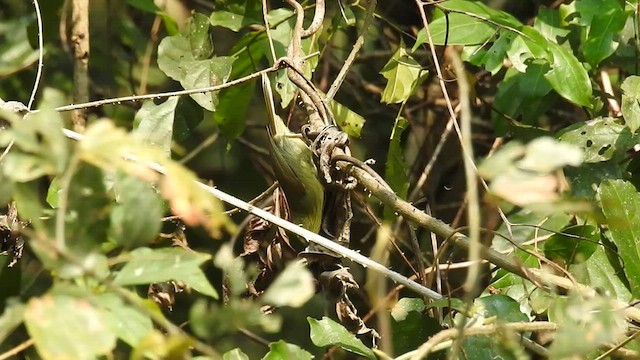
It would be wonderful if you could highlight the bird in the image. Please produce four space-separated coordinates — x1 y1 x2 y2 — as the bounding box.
261 74 324 244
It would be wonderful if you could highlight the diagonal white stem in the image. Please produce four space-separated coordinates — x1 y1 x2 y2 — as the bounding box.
60 128 444 300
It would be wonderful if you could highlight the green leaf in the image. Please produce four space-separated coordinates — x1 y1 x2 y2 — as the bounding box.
461 295 530 360
24 295 116 360
262 340 313 360
109 174 163 248
491 64 552 135
413 0 522 48
533 6 570 43
158 32 191 81
0 16 39 76
565 161 624 200
64 163 111 254
599 180 640 298
133 97 178 157
380 47 426 104
544 225 598 264
214 31 266 140
262 262 315 308
621 75 640 133
113 247 218 298
572 0 626 67
477 294 530 322
391 298 427 321
391 311 442 355
544 42 592 108
95 293 154 347
209 1 261 31
384 116 409 221
327 100 365 138
188 13 214 60
414 12 496 47
190 299 281 339
0 300 24 344
571 243 632 301
179 57 234 111
505 26 551 73
1 89 68 182
157 15 234 111
558 117 635 163
549 293 625 358
173 95 205 142
308 317 375 359
224 348 250 360
477 29 517 75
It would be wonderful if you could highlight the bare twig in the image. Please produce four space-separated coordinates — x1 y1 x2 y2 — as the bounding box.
449 51 480 296
325 0 377 102
398 321 558 360
0 338 35 360
48 63 283 113
28 0 44 110
301 0 325 38
58 127 444 300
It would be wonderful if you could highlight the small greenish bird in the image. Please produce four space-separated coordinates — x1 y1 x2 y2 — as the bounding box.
261 74 324 240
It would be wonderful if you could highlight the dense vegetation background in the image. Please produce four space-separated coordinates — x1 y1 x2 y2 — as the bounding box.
2 0 640 358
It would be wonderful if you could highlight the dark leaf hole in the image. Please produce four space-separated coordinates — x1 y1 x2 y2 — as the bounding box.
598 144 611 156
586 140 593 147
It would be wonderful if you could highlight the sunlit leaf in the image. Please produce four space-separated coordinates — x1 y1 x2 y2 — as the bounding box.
413 0 521 48
621 75 640 133
558 117 635 163
599 179 640 297
1 89 68 182
262 340 313 360
263 262 315 308
224 348 250 360
380 47 426 104
113 247 218 298
24 295 116 360
571 243 632 301
549 293 625 358
328 100 365 138
0 16 39 76
133 97 178 157
544 42 592 108
308 317 375 359
209 1 262 32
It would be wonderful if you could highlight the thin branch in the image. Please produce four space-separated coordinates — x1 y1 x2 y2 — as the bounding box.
261 0 277 63
336 160 640 323
398 321 558 360
326 0 377 102
57 127 444 301
301 0 325 38
28 0 44 110
449 51 480 296
48 63 283 113
0 338 35 360
408 104 458 202
55 123 640 322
